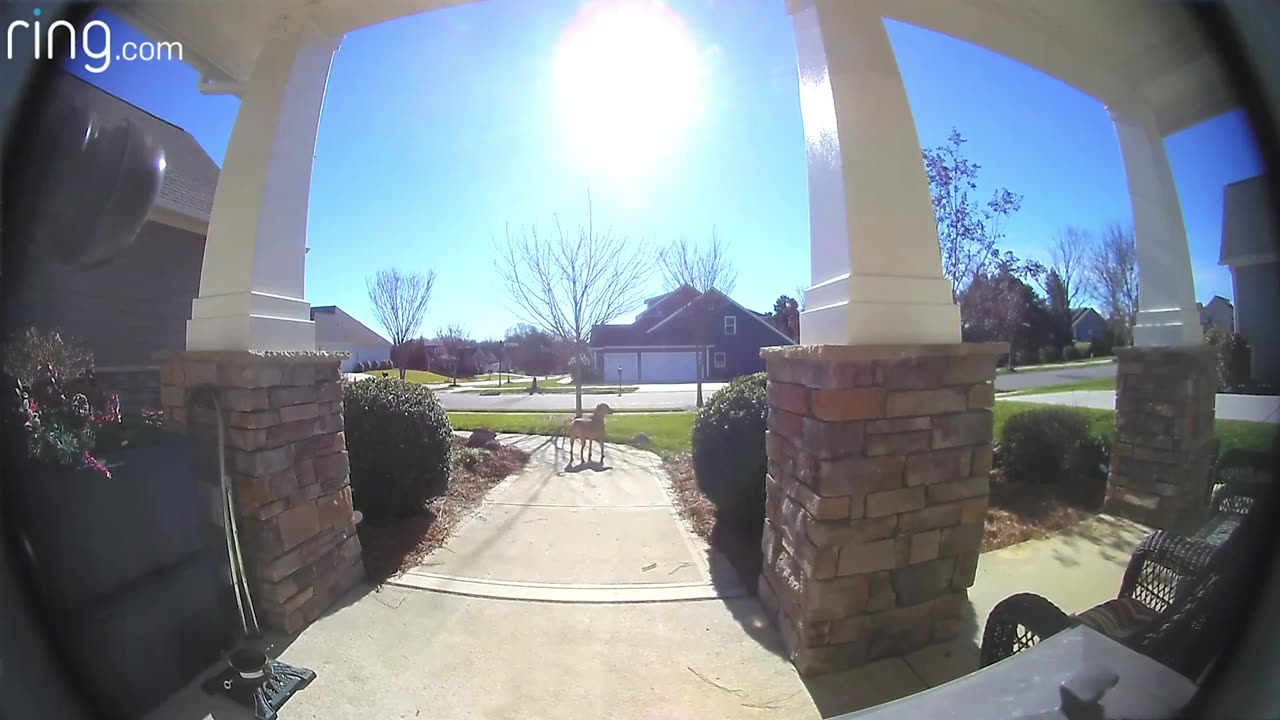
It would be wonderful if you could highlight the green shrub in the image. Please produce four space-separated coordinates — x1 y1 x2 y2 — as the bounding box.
1062 344 1082 361
343 378 452 521
1205 329 1252 391
1089 331 1114 357
1037 345 1060 364
999 407 1092 486
692 372 767 531
1013 349 1039 366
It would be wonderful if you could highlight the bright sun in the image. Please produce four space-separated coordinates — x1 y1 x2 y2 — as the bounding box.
554 0 704 183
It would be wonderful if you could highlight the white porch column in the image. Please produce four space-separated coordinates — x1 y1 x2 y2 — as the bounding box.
186 15 341 351
1108 101 1201 347
790 0 960 345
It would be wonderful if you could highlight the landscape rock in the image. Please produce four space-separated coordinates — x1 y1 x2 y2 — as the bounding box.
632 433 652 448
467 429 498 448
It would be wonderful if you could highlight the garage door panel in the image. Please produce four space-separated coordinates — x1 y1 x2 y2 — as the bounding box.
641 351 697 383
601 353 640 383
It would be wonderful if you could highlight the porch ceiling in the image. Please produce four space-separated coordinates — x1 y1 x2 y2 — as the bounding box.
119 0 1235 135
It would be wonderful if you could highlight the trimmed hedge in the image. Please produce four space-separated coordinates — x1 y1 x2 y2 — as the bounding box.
1037 345 1060 364
998 406 1108 505
692 372 768 532
343 378 452 521
1062 344 1082 361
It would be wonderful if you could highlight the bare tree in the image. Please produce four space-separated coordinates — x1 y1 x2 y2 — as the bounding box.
1043 226 1094 307
433 323 472 385
794 284 808 311
494 194 654 416
658 228 737 295
656 229 739 407
366 268 436 379
1087 224 1139 345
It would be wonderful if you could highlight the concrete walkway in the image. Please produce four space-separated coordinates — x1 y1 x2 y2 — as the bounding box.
147 438 1154 719
1004 389 1280 423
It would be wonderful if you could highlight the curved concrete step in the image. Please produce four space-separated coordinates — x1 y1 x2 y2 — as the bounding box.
390 570 749 604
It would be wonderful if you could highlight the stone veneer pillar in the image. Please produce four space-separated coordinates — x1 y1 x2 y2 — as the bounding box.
158 351 364 634
757 343 1005 675
1106 346 1217 530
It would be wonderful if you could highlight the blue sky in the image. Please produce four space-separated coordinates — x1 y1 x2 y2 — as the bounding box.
74 0 1264 341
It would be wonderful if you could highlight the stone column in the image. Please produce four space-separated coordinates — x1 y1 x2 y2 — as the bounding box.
1106 346 1217 530
1108 101 1201 348
757 343 1004 675
158 351 363 634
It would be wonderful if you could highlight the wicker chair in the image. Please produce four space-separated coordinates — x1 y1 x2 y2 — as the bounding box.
980 508 1254 679
1209 448 1273 517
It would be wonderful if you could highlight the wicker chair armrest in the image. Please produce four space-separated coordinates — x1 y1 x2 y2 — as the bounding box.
1212 477 1270 516
980 593 1076 667
1118 532 1218 613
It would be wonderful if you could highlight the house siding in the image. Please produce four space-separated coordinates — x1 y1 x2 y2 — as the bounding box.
5 220 205 369
1233 262 1279 386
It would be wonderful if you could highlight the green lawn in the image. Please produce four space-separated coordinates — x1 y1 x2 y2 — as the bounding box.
462 385 639 396
1002 376 1117 396
993 401 1276 454
448 411 695 456
361 369 509 385
995 357 1115 375
448 402 1274 461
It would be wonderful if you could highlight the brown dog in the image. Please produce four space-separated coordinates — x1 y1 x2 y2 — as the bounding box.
566 402 613 463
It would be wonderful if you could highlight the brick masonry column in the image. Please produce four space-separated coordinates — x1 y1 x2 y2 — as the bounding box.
157 351 364 634
1106 346 1217 530
757 343 1005 675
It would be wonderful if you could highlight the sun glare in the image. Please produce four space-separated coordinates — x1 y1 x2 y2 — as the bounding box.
554 0 705 183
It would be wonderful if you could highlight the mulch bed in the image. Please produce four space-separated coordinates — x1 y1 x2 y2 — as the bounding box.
983 474 1098 552
358 436 530 585
662 454 763 589
663 452 1099 567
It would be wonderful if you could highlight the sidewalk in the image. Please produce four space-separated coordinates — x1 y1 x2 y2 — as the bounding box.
1003 390 1280 423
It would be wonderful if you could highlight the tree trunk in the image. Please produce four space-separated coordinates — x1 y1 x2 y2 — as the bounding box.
575 381 583 417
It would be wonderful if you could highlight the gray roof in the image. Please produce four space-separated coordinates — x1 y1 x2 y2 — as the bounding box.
310 306 391 347
1220 174 1278 264
48 70 219 225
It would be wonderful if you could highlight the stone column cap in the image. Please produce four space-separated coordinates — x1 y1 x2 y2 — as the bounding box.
155 350 350 364
762 342 1009 363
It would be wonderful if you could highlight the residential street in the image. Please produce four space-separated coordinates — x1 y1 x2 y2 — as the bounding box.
434 363 1119 411
993 361 1116 391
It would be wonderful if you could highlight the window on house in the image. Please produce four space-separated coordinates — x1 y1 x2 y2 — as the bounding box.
713 352 726 368
723 315 736 335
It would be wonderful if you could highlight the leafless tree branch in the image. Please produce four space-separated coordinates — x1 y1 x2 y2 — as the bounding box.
1087 224 1139 343
493 192 655 413
658 227 738 295
365 268 437 346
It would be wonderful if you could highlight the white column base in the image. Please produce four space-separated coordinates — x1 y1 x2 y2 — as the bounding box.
801 273 962 345
1133 306 1202 347
186 291 316 351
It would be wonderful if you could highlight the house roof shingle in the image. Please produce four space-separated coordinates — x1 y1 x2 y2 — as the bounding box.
48 71 219 225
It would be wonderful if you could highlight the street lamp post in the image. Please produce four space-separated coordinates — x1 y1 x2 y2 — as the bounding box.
617 366 623 396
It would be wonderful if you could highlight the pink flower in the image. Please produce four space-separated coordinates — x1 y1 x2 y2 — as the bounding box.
82 451 111 479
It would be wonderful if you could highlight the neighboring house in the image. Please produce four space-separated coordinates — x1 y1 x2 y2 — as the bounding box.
4 70 218 410
1220 174 1279 386
588 285 795 383
1197 295 1235 334
310 306 391 372
1070 308 1108 343
472 348 499 374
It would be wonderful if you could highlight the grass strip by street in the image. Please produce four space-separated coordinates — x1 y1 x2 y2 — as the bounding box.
1000 375 1117 396
995 357 1116 375
458 385 640 396
448 411 695 457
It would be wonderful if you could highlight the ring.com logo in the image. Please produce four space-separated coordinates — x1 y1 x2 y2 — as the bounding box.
6 8 183 74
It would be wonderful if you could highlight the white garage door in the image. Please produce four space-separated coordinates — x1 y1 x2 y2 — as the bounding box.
601 353 640 383
640 352 698 383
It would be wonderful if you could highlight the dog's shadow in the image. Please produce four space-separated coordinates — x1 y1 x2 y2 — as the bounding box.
563 459 611 473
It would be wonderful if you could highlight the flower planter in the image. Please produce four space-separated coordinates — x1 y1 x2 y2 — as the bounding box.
6 434 233 719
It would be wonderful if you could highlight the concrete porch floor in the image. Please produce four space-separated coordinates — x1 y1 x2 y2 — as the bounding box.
146 437 1151 720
